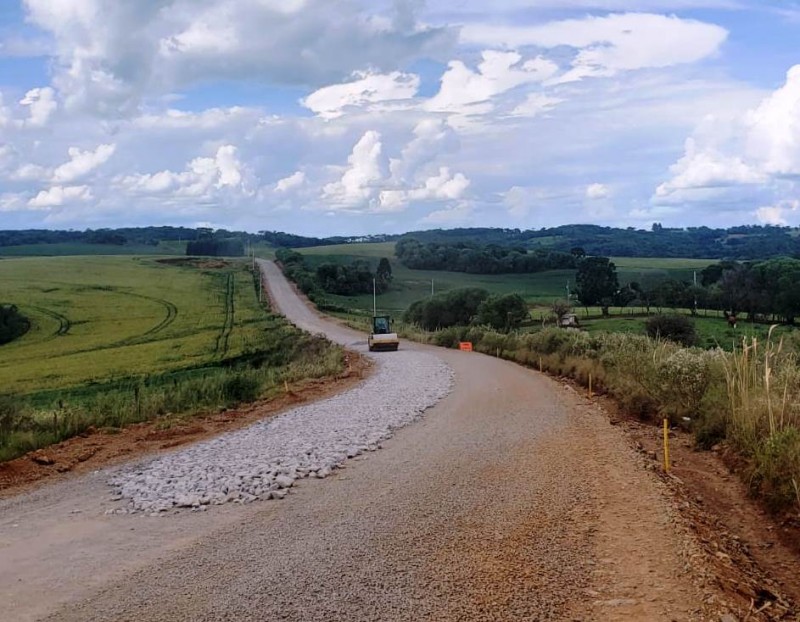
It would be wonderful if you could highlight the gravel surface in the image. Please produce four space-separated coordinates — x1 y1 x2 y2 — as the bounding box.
110 351 453 514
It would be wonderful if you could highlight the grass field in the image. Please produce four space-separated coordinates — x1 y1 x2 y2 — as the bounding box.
0 241 187 257
0 256 274 395
294 242 714 315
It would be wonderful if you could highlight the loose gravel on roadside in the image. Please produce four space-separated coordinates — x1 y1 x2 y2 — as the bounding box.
109 351 453 515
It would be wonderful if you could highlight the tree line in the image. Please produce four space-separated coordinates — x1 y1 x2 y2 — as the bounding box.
275 249 393 301
395 239 577 274
186 238 245 257
403 288 529 332
399 224 800 260
569 255 800 324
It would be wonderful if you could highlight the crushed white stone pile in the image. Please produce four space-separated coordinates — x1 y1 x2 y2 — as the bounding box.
109 351 453 515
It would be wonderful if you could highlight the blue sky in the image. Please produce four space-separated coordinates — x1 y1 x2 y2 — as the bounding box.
0 0 798 235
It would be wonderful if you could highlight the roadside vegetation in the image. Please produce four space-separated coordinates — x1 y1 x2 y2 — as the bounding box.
0 256 345 462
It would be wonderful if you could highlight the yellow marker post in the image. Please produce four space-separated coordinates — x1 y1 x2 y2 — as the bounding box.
588 374 593 399
538 357 543 373
663 418 671 473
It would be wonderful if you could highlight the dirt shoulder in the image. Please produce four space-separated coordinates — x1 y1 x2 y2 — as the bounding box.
570 385 800 620
0 351 371 498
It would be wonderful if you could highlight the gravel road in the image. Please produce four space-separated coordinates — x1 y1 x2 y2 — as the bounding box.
0 260 731 621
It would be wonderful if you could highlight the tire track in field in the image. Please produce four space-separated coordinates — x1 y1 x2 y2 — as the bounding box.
214 273 235 358
28 305 71 339
110 291 179 345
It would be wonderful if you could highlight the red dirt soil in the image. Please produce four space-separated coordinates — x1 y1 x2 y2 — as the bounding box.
592 389 800 620
0 351 371 498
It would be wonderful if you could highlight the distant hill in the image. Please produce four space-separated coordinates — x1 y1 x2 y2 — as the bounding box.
398 224 800 260
1 224 798 260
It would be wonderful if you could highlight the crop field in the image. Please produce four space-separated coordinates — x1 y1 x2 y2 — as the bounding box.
295 242 714 314
0 241 187 257
0 256 271 395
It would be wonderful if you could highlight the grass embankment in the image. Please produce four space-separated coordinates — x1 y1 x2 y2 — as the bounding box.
0 256 344 462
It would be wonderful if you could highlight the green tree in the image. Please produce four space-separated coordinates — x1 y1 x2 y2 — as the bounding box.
376 257 393 293
645 315 698 347
575 257 619 316
475 294 529 332
404 288 490 330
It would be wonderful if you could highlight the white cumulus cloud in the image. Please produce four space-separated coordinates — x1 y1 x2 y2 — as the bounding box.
426 51 558 118
19 87 58 127
756 200 800 226
303 71 420 120
52 144 116 183
119 145 252 200
586 183 610 199
323 130 386 209
461 13 727 83
656 65 800 203
275 171 306 193
28 185 92 208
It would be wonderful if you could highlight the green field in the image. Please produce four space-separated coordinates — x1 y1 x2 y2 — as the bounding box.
0 256 271 394
0 241 187 257
294 242 714 315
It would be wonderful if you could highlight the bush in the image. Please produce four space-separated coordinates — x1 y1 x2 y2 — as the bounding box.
475 294 529 332
222 372 262 404
0 304 30 345
645 314 698 347
403 288 490 330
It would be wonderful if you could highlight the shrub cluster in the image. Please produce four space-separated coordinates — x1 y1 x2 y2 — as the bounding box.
0 304 30 345
645 314 699 347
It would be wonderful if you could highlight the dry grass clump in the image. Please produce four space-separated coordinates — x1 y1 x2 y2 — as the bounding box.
723 329 800 511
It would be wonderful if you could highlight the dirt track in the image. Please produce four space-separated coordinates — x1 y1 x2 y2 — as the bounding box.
0 261 755 621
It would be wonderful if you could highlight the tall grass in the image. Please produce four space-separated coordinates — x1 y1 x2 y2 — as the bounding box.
0 333 345 463
722 329 800 511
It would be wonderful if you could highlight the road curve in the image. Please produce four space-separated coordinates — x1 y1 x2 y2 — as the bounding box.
1 261 717 622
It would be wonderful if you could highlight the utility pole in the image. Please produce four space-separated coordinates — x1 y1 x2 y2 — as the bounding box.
373 278 377 317
431 279 435 298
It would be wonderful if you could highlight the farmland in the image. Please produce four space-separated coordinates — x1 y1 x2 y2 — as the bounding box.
296 242 713 313
293 242 800 349
1 256 286 395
